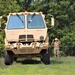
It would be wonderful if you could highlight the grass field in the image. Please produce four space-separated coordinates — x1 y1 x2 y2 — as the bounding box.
0 57 75 75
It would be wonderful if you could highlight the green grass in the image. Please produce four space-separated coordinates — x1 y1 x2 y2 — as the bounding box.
0 57 75 75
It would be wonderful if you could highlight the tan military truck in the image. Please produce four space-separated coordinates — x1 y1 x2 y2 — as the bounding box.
4 11 54 65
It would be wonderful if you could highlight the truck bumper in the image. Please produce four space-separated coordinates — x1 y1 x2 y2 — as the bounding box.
5 46 48 54
5 42 48 54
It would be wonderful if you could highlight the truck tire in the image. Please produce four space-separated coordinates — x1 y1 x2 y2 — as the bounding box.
42 49 50 65
14 57 17 62
4 51 13 65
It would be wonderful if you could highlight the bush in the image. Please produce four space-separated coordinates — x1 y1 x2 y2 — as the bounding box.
0 31 4 57
59 51 66 57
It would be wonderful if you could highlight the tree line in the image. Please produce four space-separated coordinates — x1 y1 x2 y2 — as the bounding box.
0 0 75 56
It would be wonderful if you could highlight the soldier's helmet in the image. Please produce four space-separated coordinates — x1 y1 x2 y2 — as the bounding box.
55 38 58 41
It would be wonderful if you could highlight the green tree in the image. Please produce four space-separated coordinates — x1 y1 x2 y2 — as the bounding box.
47 0 75 56
0 0 20 57
0 0 20 16
0 0 75 56
16 0 32 11
30 0 75 56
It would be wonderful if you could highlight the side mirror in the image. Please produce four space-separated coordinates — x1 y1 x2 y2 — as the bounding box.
51 16 54 27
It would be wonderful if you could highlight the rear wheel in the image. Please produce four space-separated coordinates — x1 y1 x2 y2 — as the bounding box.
41 49 50 65
4 51 13 65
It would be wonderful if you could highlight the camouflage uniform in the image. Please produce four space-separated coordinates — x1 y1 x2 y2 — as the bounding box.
52 38 61 58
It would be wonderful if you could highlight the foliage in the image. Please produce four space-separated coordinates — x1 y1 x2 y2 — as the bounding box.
46 0 75 56
0 0 75 56
16 0 32 11
0 30 4 56
0 0 20 15
0 0 20 57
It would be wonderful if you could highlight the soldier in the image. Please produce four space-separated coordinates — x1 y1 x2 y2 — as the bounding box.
52 38 61 58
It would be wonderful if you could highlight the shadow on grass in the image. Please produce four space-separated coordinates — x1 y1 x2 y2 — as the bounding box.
0 57 63 65
16 58 63 65
51 58 63 64
16 59 41 64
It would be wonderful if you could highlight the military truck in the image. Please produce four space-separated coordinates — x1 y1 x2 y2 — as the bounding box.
4 11 54 65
